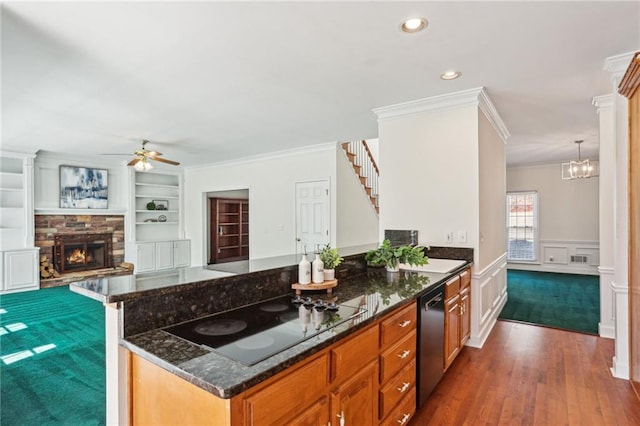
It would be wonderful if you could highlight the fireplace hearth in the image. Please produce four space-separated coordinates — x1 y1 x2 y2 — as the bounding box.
54 233 114 274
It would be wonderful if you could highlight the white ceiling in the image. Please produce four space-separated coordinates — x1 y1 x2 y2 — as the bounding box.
2 1 638 168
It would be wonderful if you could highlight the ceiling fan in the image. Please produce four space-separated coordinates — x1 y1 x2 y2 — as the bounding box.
127 140 180 171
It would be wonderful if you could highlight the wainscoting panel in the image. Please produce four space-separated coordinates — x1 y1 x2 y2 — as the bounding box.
469 253 507 348
509 240 599 275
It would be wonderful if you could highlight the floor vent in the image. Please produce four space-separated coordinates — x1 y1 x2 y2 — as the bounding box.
570 255 588 264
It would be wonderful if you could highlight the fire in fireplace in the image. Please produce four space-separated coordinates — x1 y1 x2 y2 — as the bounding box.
54 233 114 274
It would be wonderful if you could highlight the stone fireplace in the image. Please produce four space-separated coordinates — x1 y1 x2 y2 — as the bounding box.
35 214 126 285
54 233 114 273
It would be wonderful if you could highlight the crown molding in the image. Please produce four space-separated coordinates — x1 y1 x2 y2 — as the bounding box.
477 88 510 143
592 94 614 113
185 141 336 172
372 87 510 142
604 51 636 80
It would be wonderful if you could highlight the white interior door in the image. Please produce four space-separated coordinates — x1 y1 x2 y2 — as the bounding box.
295 180 330 255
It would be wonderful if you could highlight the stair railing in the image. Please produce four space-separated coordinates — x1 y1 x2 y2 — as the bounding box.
342 140 380 212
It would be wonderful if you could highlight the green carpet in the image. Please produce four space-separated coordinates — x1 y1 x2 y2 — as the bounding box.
499 270 600 335
0 286 105 425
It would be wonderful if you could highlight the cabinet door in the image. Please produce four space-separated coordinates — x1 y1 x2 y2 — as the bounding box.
460 285 471 346
444 295 460 370
155 241 174 270
285 396 330 426
330 362 377 426
3 250 39 292
173 240 190 268
136 243 156 273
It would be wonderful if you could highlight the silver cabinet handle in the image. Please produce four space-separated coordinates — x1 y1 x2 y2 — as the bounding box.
337 410 345 426
397 382 410 393
398 320 411 328
397 413 411 425
397 350 411 359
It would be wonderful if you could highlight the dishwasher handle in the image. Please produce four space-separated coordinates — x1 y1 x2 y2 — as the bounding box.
423 292 443 311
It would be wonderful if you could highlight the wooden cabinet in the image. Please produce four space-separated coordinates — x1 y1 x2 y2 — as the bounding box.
210 198 249 264
378 303 416 425
128 303 419 425
243 354 330 425
330 361 378 426
444 268 471 370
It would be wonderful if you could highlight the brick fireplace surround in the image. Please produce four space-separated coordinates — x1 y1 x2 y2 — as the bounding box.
35 214 128 287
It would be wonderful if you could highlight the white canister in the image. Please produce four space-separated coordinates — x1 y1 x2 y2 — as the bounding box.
312 253 324 283
298 254 311 284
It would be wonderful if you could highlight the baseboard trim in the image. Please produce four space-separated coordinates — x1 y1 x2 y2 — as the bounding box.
611 356 630 380
599 323 615 339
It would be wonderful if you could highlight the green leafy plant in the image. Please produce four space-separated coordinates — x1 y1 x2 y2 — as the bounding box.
365 239 428 270
365 270 431 305
319 244 343 269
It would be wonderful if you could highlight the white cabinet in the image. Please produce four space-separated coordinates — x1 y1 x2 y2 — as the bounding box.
134 240 190 274
173 240 191 268
136 243 157 273
0 152 38 294
1 249 40 293
155 241 174 271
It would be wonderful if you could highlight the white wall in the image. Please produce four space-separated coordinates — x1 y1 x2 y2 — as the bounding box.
34 152 129 213
378 105 479 248
374 88 510 349
478 112 506 270
184 144 338 264
336 148 379 248
506 163 599 274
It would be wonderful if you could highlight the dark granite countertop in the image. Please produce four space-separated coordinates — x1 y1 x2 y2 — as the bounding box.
120 264 471 399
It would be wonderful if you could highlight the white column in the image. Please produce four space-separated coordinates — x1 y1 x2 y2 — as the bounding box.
104 302 128 425
593 94 615 338
604 52 634 379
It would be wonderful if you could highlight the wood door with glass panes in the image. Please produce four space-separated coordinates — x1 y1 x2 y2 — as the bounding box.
210 198 249 264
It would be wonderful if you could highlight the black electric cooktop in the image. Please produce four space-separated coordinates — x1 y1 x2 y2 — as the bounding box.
163 295 367 366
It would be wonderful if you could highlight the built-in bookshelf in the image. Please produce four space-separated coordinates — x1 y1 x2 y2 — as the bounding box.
133 171 182 242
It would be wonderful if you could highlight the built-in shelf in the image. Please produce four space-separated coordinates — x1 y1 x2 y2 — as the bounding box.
132 170 183 243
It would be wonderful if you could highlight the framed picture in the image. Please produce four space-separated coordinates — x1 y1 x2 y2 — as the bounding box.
59 165 108 209
153 200 169 210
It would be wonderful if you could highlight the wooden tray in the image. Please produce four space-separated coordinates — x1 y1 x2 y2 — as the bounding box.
291 279 337 295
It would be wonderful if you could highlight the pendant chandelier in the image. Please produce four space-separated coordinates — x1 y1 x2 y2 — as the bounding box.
565 140 592 179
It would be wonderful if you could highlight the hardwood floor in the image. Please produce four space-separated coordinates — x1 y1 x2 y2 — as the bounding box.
410 320 640 425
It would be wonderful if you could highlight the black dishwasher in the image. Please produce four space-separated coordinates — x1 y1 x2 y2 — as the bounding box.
417 283 445 407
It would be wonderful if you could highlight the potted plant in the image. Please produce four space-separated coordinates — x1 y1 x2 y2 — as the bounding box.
319 244 343 280
365 239 428 272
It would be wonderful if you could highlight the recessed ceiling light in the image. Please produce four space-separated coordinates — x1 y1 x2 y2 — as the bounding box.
440 71 462 80
401 18 428 33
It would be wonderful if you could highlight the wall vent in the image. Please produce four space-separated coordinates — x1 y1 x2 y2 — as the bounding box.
570 255 588 264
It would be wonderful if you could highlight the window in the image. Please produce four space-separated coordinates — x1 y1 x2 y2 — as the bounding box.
507 191 538 262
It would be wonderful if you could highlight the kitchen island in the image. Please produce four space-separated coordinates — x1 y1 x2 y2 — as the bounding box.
70 246 472 425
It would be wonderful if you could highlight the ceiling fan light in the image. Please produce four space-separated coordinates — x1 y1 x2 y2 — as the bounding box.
134 158 153 172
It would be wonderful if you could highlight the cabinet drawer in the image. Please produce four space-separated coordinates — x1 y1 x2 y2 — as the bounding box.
460 268 471 289
330 325 378 383
445 275 461 299
379 359 415 420
380 387 416 426
379 330 416 383
244 354 329 425
380 303 416 349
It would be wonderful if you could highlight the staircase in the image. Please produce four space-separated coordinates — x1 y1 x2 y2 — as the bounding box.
341 140 379 214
